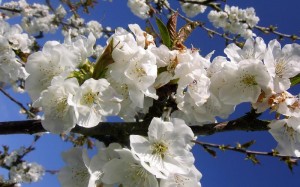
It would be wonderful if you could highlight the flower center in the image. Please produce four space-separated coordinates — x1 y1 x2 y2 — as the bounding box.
135 67 146 77
275 57 288 78
71 167 89 185
241 74 257 86
81 91 97 106
55 97 68 117
284 124 296 143
167 57 178 73
152 142 168 158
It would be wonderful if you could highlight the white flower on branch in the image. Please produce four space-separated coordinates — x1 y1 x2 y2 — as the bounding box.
59 148 102 187
25 40 78 101
180 0 207 18
218 59 271 105
224 37 266 63
69 78 122 128
160 165 202 187
127 0 150 19
208 5 259 39
10 162 44 184
108 27 158 109
269 119 300 157
102 148 159 187
264 39 300 93
130 117 195 177
33 77 79 134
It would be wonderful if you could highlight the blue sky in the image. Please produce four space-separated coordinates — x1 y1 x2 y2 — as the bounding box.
1 0 300 186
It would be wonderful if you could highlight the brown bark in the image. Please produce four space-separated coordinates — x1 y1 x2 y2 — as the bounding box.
0 111 269 144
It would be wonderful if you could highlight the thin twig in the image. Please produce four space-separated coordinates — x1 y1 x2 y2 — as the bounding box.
0 6 21 13
255 25 300 41
45 170 59 174
0 87 35 118
163 2 236 42
178 0 300 41
193 140 300 160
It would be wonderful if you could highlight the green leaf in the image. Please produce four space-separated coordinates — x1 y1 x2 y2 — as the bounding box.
203 145 217 158
219 144 230 151
280 157 298 172
241 140 256 150
245 153 260 165
155 17 172 49
92 39 114 80
290 73 300 86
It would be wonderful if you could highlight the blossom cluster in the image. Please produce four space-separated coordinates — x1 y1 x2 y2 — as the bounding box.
126 0 259 40
63 15 104 39
180 0 207 17
25 32 122 133
127 0 171 19
0 146 45 185
221 38 300 156
22 21 300 158
9 162 45 184
59 117 201 187
127 0 151 19
208 5 259 38
0 19 33 90
0 0 103 38
1 0 60 34
1 0 300 186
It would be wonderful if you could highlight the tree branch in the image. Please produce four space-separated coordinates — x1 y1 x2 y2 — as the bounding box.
193 140 299 170
0 110 269 145
0 87 36 118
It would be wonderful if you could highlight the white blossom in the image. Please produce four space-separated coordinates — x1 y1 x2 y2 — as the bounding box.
269 119 300 157
180 0 207 17
33 77 79 134
127 0 150 19
218 59 271 105
130 117 195 177
129 23 155 49
160 165 202 187
264 39 300 92
108 28 158 109
85 20 103 38
224 37 266 63
25 40 78 101
102 148 159 187
64 32 96 65
69 78 122 128
10 162 44 183
58 148 99 187
208 5 259 39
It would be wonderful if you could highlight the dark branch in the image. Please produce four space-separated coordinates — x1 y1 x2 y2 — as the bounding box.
193 140 300 160
0 87 36 118
0 110 269 145
0 6 21 13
